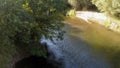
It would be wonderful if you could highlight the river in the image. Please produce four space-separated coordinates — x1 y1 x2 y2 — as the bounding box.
43 17 120 68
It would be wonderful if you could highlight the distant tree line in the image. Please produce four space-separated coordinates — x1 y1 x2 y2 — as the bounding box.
92 0 120 20
68 0 120 20
68 0 97 11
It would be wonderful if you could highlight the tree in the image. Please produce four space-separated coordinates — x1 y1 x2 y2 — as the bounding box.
92 0 120 19
68 0 96 10
0 0 68 68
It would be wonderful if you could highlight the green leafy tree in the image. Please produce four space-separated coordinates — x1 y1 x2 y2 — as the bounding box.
0 0 68 68
92 0 120 19
68 0 96 10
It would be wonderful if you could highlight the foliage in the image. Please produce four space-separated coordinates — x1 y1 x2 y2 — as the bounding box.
68 0 96 10
92 0 120 20
104 20 111 28
0 0 68 67
67 9 76 17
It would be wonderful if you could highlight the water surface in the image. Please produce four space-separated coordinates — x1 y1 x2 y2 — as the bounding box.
46 18 120 68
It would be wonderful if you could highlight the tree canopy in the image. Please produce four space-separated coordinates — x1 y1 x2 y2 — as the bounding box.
92 0 120 19
0 0 68 68
68 0 96 10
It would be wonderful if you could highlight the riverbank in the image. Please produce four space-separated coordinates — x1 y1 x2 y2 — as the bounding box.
76 11 120 33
